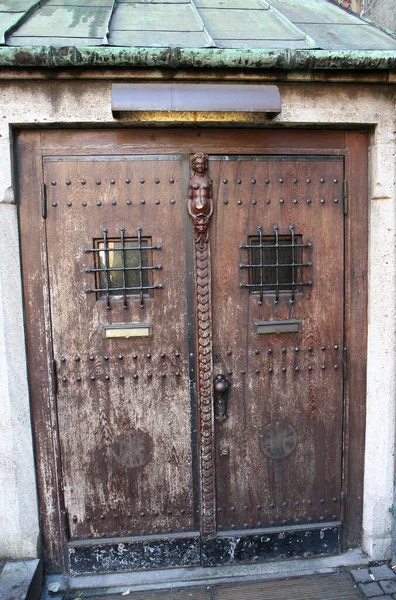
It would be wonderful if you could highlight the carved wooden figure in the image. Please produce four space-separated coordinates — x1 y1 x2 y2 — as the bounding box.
188 153 214 246
188 153 216 536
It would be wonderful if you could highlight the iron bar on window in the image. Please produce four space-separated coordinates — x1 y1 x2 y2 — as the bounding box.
258 225 264 305
240 242 312 249
84 226 163 309
240 281 312 288
274 224 280 304
290 224 295 303
240 263 311 268
120 226 127 309
137 226 144 309
86 284 164 293
239 224 313 305
85 266 162 272
102 227 110 310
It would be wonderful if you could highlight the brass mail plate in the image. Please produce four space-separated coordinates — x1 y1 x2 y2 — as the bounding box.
256 320 301 335
104 324 152 339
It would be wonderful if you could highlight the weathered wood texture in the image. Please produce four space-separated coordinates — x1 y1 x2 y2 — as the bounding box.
18 129 367 572
211 156 344 531
342 131 368 548
17 131 67 571
43 156 194 541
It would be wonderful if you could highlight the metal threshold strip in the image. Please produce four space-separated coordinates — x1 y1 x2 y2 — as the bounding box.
0 47 395 70
62 548 367 594
83 573 362 600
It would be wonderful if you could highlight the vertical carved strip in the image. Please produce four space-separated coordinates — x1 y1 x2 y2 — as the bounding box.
188 153 216 537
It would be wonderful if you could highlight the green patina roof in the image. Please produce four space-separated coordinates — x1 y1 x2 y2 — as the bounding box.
0 0 395 68
1 0 396 50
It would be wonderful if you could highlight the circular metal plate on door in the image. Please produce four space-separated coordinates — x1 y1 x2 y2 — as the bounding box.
259 421 298 459
113 430 153 468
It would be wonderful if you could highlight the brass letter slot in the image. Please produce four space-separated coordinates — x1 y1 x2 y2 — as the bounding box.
104 324 152 339
255 320 300 335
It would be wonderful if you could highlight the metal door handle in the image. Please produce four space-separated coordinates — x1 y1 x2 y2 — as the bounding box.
214 374 231 423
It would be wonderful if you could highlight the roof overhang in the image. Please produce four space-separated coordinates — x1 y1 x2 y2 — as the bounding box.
0 47 395 71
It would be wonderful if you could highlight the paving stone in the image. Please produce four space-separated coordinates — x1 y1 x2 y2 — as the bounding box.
351 569 372 583
368 596 393 600
371 565 396 581
0 560 41 600
359 582 384 597
381 581 396 594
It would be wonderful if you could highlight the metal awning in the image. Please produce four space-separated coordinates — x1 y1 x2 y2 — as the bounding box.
111 83 282 114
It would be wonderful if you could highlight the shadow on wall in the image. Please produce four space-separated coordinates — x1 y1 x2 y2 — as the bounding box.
332 0 396 32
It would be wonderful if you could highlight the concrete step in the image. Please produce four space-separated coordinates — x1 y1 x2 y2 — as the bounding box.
43 549 367 598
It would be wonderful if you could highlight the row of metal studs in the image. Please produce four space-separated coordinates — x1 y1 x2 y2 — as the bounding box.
62 372 182 382
50 177 338 186
223 197 340 205
219 516 339 529
51 199 176 207
220 177 339 184
60 352 181 361
51 178 176 185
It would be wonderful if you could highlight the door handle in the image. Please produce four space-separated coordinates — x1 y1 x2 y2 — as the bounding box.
214 374 231 423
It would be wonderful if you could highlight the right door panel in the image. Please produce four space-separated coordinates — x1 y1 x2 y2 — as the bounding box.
211 156 345 534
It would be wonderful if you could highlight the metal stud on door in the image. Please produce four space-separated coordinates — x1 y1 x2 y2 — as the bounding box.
43 155 200 573
208 155 344 565
18 129 367 574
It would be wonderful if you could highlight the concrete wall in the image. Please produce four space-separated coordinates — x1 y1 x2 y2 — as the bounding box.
0 78 395 561
0 198 40 559
347 0 395 32
364 0 396 32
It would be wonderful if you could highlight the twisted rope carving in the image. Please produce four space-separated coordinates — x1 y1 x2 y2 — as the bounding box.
196 241 216 536
188 153 216 537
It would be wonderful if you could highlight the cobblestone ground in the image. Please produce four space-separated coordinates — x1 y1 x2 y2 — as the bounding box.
352 565 396 600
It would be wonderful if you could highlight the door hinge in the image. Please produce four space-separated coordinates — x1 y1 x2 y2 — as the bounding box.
343 347 348 381
343 180 348 216
51 359 58 395
41 182 47 219
61 509 71 540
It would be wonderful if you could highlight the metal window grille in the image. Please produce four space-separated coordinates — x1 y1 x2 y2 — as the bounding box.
84 226 163 309
239 224 313 305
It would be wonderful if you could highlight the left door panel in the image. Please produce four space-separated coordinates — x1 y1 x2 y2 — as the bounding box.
43 155 195 542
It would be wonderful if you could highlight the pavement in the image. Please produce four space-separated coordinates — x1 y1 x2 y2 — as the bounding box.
351 564 396 600
60 566 396 600
71 572 363 599
0 559 41 600
2 554 396 600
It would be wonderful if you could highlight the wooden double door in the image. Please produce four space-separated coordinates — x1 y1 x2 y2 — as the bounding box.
18 129 367 574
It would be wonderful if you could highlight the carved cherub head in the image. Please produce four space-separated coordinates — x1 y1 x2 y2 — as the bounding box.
191 153 208 176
